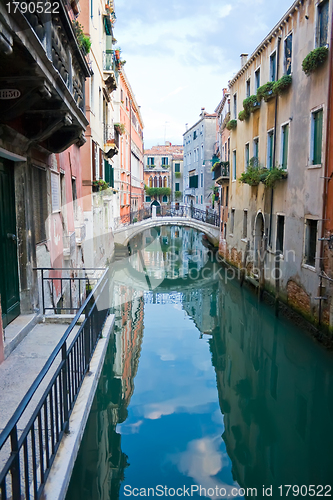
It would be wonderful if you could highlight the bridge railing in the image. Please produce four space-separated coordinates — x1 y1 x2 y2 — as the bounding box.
114 204 220 229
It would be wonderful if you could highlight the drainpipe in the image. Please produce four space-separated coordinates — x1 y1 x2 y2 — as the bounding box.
269 36 281 248
318 8 333 325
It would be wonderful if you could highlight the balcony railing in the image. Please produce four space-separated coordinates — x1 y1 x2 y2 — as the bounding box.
212 162 230 182
103 50 115 71
104 124 119 148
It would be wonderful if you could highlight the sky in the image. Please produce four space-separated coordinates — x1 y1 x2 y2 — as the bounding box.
113 0 295 149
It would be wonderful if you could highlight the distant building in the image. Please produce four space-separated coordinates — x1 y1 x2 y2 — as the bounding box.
143 143 183 209
183 109 218 210
214 89 231 254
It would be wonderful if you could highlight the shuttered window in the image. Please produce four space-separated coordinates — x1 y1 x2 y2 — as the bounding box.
312 109 323 165
282 124 289 169
33 166 48 243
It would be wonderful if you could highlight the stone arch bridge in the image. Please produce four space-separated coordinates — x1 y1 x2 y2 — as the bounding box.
114 212 220 248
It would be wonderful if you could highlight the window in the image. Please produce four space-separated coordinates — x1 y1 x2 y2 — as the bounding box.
227 138 230 161
311 109 323 165
121 89 123 101
72 178 77 218
246 79 251 97
226 186 229 206
253 137 259 159
232 150 236 180
162 195 168 203
201 145 203 159
255 68 260 91
163 176 167 187
221 187 224 206
201 195 203 204
147 157 154 166
233 94 237 119
245 143 249 170
175 163 180 172
243 210 248 239
284 33 292 75
276 215 285 253
193 130 197 140
281 124 289 169
149 176 153 187
162 157 168 166
175 182 180 191
189 175 198 188
270 51 277 82
304 219 318 267
230 208 235 234
317 0 329 47
201 172 203 187
267 130 274 169
146 196 151 202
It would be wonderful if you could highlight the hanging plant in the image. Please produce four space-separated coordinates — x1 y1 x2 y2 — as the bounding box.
72 20 91 54
302 46 329 75
272 75 292 95
243 94 260 113
226 119 237 131
175 191 182 199
175 172 181 178
256 81 275 102
238 109 249 121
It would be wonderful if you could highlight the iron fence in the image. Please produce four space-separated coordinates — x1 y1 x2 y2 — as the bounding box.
34 268 106 315
0 268 110 500
114 204 220 229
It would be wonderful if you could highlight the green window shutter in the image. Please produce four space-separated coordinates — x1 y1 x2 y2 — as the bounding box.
282 125 289 169
175 163 180 172
175 183 179 191
313 110 323 165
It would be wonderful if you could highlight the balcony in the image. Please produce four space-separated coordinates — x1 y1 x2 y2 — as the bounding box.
103 50 117 92
0 0 90 153
104 124 119 158
212 162 229 184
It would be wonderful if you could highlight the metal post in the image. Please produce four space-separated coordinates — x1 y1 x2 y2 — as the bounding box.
10 425 21 500
61 343 69 434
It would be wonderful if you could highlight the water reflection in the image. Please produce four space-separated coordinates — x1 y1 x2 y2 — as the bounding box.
66 227 333 500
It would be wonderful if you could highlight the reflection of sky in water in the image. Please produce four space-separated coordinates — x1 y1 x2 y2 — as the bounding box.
118 304 242 497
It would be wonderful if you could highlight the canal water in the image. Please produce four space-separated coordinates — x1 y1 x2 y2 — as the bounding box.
66 226 333 499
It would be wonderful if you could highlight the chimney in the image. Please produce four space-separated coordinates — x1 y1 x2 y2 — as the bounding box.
240 53 248 67
165 141 171 146
200 107 206 117
185 123 188 131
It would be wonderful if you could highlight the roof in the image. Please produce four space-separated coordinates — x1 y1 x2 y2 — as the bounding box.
229 0 300 87
144 144 184 157
183 112 217 136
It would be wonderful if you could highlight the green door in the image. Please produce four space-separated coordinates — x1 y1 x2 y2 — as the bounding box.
0 159 20 327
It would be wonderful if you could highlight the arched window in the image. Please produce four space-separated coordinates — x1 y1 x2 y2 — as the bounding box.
162 195 168 203
149 176 153 187
163 176 167 187
154 176 158 187
159 176 162 187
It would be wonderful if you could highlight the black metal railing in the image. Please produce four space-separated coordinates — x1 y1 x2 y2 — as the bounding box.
114 204 220 229
34 268 106 315
0 269 110 500
212 162 229 181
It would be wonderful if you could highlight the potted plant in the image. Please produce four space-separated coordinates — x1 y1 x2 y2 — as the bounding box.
243 94 260 113
238 109 250 121
114 47 121 60
72 20 91 54
92 180 110 192
114 122 125 135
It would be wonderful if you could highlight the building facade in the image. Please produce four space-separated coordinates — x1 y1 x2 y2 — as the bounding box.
214 89 231 253
113 70 145 220
183 109 218 210
221 0 332 322
0 0 90 331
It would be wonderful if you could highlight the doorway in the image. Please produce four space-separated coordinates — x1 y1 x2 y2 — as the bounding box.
0 159 20 327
